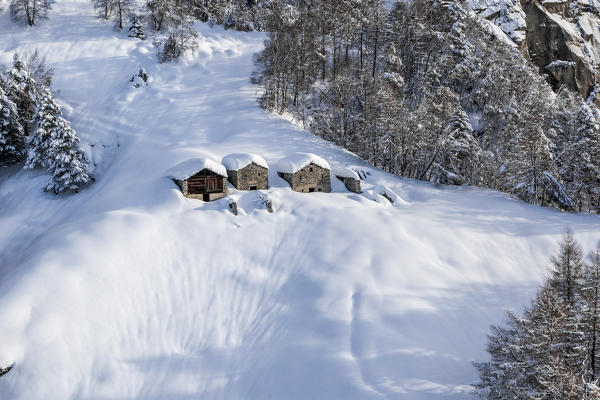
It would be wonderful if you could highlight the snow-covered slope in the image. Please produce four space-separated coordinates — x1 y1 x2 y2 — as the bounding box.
471 0 600 99
1 1 600 399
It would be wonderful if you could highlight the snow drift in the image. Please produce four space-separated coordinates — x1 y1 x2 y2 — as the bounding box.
1 1 600 399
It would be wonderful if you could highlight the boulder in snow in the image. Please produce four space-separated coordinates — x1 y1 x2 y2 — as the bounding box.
333 166 361 193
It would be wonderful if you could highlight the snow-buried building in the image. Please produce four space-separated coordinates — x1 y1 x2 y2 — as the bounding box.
277 153 331 193
168 158 228 201
222 153 269 191
333 166 361 193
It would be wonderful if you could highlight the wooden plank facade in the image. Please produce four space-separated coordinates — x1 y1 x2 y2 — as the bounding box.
176 169 228 201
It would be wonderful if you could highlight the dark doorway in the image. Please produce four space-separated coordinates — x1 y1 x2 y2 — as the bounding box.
309 187 315 192
250 185 258 190
203 193 210 201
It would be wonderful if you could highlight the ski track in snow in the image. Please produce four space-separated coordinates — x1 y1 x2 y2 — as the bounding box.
1 1 600 399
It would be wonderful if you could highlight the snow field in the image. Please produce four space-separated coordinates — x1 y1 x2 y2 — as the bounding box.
1 0 600 399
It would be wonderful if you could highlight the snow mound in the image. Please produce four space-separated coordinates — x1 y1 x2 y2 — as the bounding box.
332 166 359 180
364 185 409 207
222 153 268 170
276 152 330 173
167 157 227 179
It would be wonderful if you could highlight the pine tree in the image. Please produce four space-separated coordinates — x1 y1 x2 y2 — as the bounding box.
503 95 555 206
438 105 481 185
5 53 40 137
550 230 586 306
582 245 600 379
570 104 600 212
524 285 585 399
475 284 588 399
43 116 92 194
474 311 533 399
26 87 61 169
128 13 146 39
0 85 25 165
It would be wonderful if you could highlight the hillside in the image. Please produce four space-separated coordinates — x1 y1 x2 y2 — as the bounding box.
472 0 600 100
1 1 600 399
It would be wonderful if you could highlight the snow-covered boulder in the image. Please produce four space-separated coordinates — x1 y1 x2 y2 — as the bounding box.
332 166 359 180
276 152 330 174
333 166 361 193
222 153 268 171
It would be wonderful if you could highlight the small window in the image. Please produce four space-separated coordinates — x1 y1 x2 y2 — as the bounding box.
322 174 324 178
309 167 313 172
299 176 302 180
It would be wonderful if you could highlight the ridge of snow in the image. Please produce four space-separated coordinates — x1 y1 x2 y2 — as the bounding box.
167 157 227 179
222 153 268 170
276 152 330 173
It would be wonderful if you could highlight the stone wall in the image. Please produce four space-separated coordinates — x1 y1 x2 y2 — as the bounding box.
280 163 331 193
227 163 268 190
341 177 361 193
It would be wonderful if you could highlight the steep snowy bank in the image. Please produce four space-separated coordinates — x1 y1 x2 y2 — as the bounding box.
1 1 600 399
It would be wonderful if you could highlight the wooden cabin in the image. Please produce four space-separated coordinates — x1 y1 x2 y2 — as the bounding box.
277 153 331 193
333 166 361 193
168 158 228 201
222 153 269 190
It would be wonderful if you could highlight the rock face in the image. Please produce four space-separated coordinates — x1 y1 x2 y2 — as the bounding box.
471 0 600 100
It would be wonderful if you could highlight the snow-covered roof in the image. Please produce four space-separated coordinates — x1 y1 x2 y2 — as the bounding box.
276 153 330 174
222 153 268 171
167 157 227 180
332 166 359 180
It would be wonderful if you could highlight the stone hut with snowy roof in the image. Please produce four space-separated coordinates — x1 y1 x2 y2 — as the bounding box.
277 153 331 193
333 166 361 193
168 158 228 201
222 153 269 191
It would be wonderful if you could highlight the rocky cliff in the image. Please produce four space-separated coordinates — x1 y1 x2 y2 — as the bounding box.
471 0 600 101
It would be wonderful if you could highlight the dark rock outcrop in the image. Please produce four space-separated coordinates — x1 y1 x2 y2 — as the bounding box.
473 0 600 101
0 363 13 377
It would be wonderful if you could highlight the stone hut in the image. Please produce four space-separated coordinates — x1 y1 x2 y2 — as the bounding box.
168 157 228 201
333 166 361 193
277 153 331 193
222 153 269 190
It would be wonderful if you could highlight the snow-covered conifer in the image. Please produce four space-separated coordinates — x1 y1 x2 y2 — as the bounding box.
128 13 146 39
550 229 586 306
43 116 92 194
5 53 40 136
438 105 481 185
26 87 61 169
582 245 600 380
0 85 25 165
